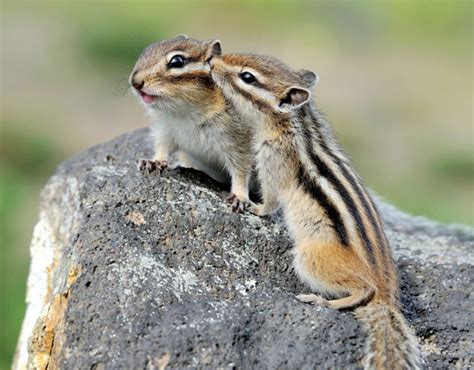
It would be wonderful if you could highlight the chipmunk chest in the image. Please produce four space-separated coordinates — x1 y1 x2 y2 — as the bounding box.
174 123 221 153
170 117 241 170
255 140 288 183
255 140 276 164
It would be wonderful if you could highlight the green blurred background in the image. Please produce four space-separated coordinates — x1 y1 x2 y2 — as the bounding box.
0 0 472 367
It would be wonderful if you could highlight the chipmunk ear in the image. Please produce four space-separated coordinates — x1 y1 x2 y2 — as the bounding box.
205 40 222 61
297 69 319 88
174 34 189 40
279 86 311 109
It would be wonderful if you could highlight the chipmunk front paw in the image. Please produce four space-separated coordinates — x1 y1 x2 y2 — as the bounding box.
226 193 250 213
137 158 168 174
248 202 270 217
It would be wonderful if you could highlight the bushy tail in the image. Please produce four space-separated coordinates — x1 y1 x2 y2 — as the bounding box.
355 303 423 370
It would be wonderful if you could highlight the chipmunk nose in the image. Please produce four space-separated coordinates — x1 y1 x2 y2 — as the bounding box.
130 71 144 90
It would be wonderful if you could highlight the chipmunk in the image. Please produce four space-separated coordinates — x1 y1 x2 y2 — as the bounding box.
129 35 253 211
210 53 423 369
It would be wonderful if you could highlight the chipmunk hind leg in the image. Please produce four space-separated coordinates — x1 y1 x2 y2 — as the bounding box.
294 239 376 310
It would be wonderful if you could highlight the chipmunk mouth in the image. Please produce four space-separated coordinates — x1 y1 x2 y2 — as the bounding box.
139 91 159 104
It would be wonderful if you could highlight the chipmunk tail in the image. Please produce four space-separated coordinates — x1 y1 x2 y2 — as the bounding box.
355 303 424 369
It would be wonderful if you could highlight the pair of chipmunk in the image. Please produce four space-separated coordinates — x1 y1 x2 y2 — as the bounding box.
130 35 423 369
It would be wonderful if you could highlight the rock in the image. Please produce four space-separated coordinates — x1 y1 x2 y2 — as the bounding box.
13 128 474 369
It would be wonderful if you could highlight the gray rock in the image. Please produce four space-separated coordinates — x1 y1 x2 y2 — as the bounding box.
14 129 474 369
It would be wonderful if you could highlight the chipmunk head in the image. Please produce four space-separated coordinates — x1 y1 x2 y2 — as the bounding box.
130 35 222 114
210 53 317 123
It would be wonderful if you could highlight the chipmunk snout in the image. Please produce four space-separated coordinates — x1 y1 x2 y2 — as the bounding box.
130 71 144 91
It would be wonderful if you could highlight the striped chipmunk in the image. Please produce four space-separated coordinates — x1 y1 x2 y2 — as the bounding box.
210 52 423 369
129 35 253 212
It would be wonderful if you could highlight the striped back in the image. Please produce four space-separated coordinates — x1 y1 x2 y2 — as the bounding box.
294 104 398 301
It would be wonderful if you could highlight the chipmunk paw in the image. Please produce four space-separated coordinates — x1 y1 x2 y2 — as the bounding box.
248 202 269 217
137 158 168 174
226 193 250 213
296 293 329 307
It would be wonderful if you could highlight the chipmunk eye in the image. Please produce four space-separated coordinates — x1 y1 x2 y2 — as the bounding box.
168 55 186 68
240 72 256 84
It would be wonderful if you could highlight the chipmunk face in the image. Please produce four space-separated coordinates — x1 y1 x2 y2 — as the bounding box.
130 35 221 114
210 54 316 123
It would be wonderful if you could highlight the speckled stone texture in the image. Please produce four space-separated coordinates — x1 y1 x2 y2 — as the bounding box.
14 129 474 369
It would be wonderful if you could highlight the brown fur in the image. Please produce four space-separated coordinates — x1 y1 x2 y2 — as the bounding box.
210 52 423 369
130 36 255 211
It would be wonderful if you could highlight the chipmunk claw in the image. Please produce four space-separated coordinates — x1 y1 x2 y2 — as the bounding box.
226 193 249 213
137 159 168 174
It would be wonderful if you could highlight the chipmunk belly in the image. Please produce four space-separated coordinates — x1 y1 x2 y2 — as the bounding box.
151 109 254 188
152 112 229 179
173 124 225 168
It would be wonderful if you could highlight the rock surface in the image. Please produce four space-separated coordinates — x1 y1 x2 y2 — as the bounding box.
14 129 474 369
